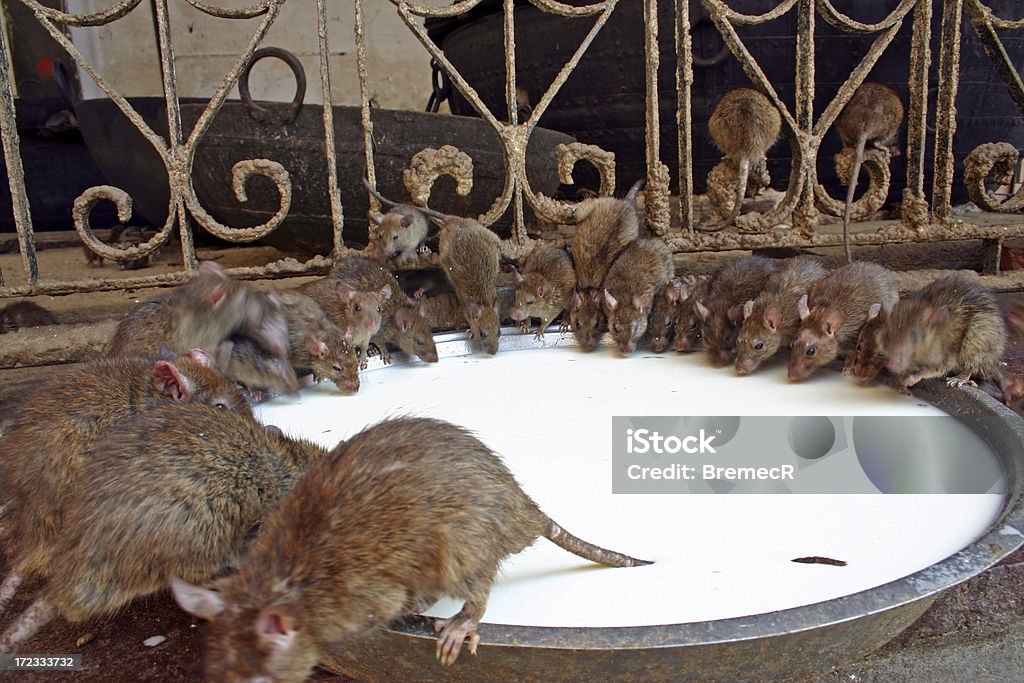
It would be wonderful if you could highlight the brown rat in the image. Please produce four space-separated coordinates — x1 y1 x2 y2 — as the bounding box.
171 416 650 678
788 261 898 382
700 88 782 231
602 238 674 356
694 255 778 367
673 278 708 353
873 274 1019 402
0 350 250 622
362 178 432 265
373 297 440 364
277 290 360 393
298 259 392 367
0 301 58 333
647 279 688 353
734 256 828 375
106 261 289 360
842 302 887 382
0 403 327 653
510 245 576 338
836 83 904 262
216 335 300 398
433 214 502 354
568 180 644 350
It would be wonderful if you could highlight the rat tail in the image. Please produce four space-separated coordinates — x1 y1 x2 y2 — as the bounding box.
0 564 25 621
843 132 869 264
0 598 56 654
543 519 652 567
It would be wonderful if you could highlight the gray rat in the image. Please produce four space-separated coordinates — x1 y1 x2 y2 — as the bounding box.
647 278 688 353
694 256 778 367
700 88 781 230
509 245 576 338
171 416 650 679
602 238 674 355
277 290 360 394
0 301 58 333
216 335 300 398
836 83 904 263
373 297 440 364
362 178 432 265
0 350 250 623
0 403 327 653
788 261 898 382
106 261 289 361
734 256 828 375
873 274 1020 402
568 180 644 351
428 213 502 354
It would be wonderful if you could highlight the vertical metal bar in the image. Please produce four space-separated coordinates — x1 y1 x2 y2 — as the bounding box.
153 0 196 270
504 0 517 127
503 0 525 241
318 0 344 258
904 0 932 203
792 0 815 231
355 0 378 226
643 0 661 187
0 7 38 285
675 0 693 232
933 0 963 220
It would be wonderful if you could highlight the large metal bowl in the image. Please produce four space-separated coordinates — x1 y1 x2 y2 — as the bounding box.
311 329 1024 683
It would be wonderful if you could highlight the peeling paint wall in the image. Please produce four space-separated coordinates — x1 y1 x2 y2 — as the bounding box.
68 0 434 111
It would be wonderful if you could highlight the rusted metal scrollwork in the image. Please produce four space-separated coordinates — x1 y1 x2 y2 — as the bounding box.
73 186 174 264
403 145 475 210
813 147 894 221
964 142 1024 213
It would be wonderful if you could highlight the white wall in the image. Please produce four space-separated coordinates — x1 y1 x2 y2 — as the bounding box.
68 0 435 111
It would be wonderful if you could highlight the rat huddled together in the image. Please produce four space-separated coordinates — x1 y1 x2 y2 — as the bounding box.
0 83 1017 681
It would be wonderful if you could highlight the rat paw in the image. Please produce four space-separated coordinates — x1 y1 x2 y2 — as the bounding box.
434 615 479 666
519 321 530 334
946 375 976 389
416 245 432 256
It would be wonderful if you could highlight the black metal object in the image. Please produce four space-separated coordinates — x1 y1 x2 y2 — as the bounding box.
317 331 1024 682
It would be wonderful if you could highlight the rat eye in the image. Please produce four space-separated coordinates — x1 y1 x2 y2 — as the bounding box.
354 303 363 312
526 298 536 305
805 347 816 357
415 338 425 347
392 234 399 241
214 401 229 410
754 342 764 350
332 364 343 373
575 321 581 330
376 305 382 313
479 330 488 339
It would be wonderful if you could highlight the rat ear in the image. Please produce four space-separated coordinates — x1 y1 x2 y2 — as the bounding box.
512 266 524 284
305 336 328 359
604 289 619 310
400 215 412 228
377 285 393 302
726 304 744 323
264 424 285 439
335 283 354 304
170 576 225 621
256 606 299 653
694 299 711 321
678 283 691 303
394 307 414 332
572 291 583 309
742 300 755 320
467 302 483 321
538 282 554 298
187 348 216 368
797 294 810 321
633 289 655 312
667 279 684 304
152 360 193 400
157 343 177 361
764 305 781 331
866 303 882 322
925 305 950 328
823 308 844 337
